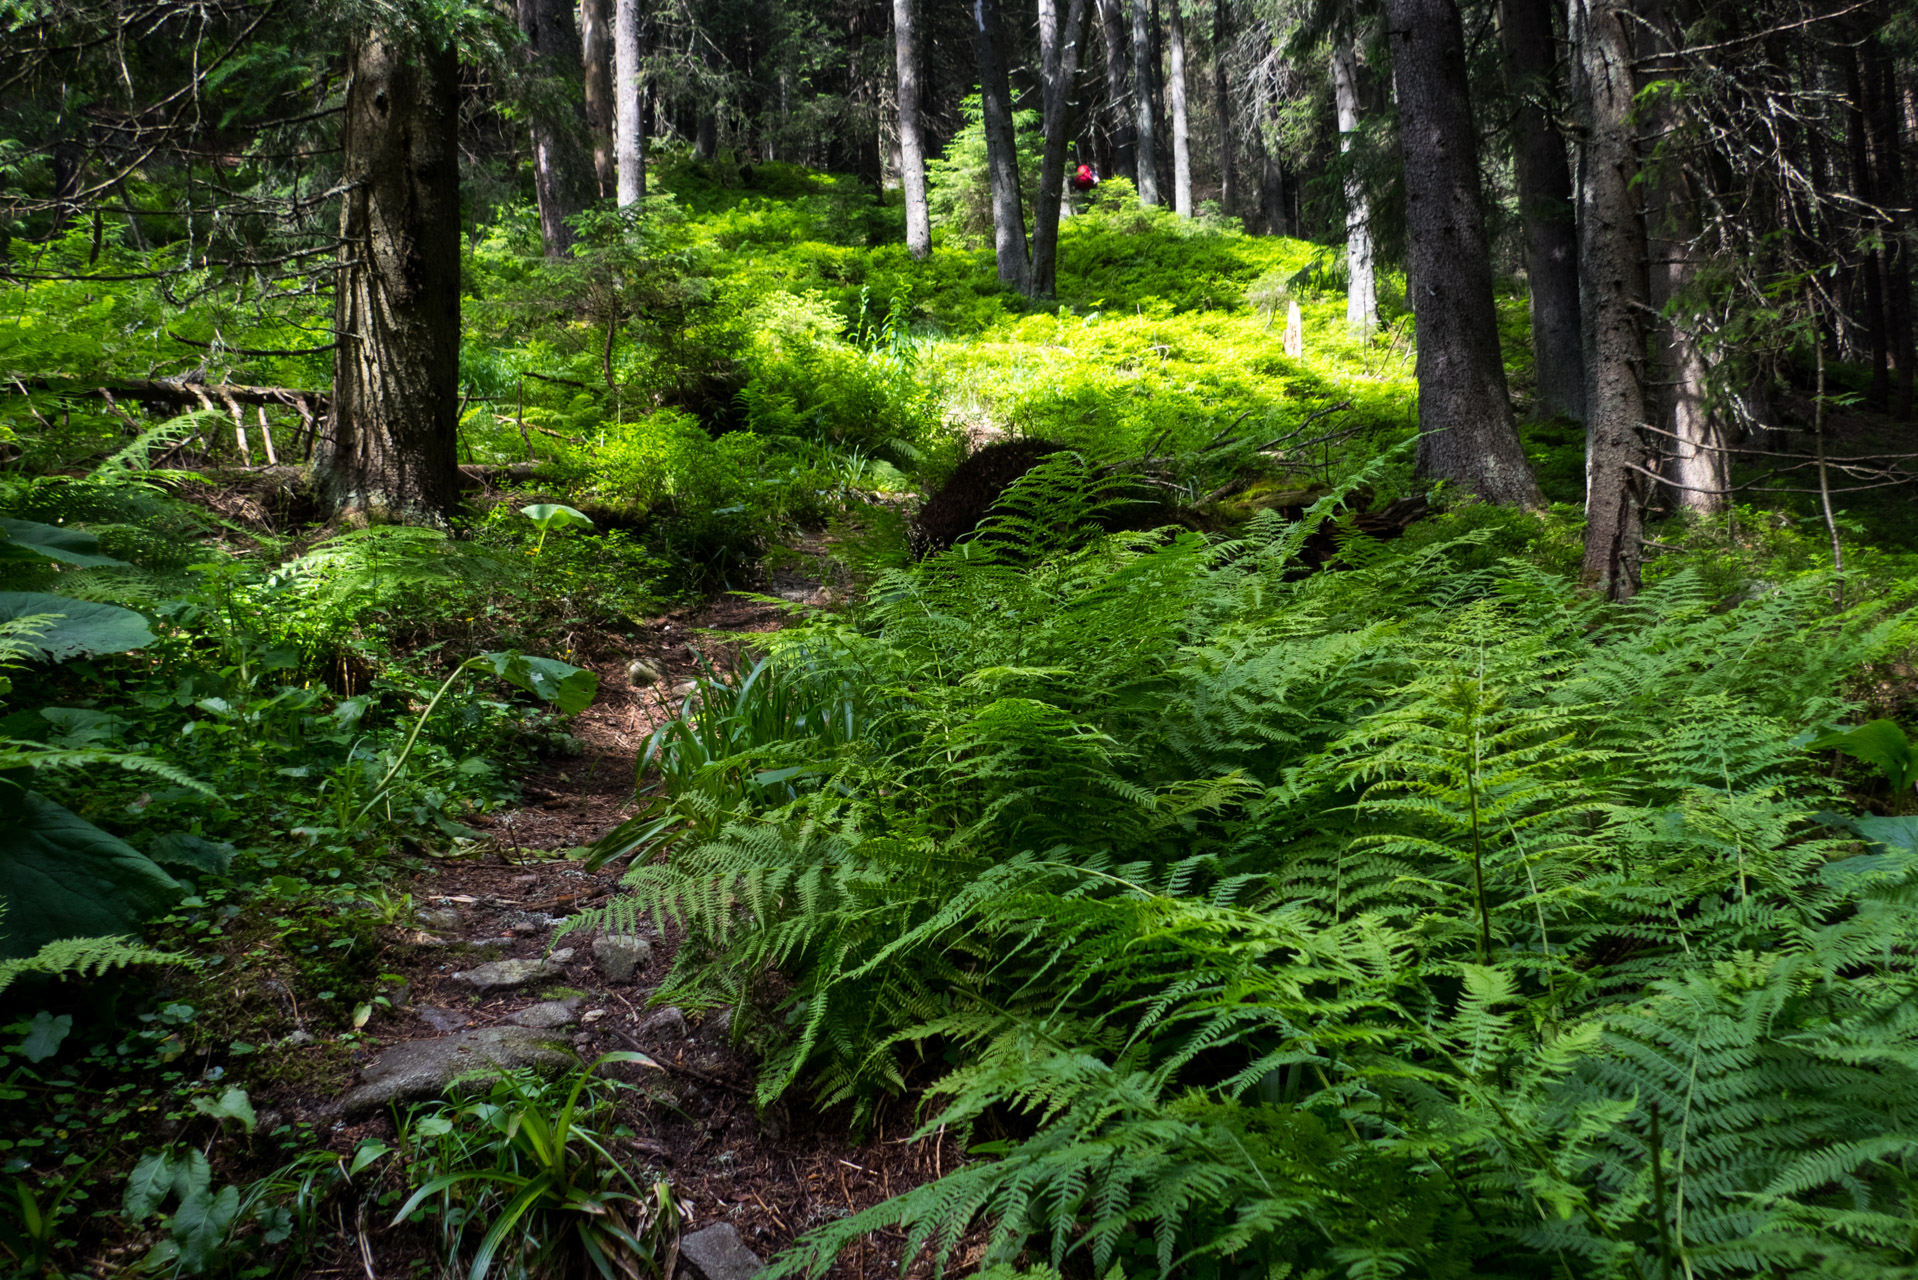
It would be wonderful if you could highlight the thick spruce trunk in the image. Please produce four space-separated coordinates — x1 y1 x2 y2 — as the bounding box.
1168 0 1191 215
1099 0 1137 182
1498 0 1584 420
1386 0 1542 507
580 0 615 196
894 0 931 257
1331 42 1376 331
518 0 592 256
321 34 462 521
975 0 1032 291
1131 0 1160 203
1569 0 1650 596
1212 0 1236 217
1034 0 1091 295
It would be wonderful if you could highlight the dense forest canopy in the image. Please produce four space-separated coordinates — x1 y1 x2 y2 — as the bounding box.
3 0 1918 1276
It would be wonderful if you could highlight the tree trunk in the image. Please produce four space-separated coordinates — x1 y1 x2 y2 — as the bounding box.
1251 69 1285 234
1870 43 1914 419
1497 0 1583 419
580 0 615 197
321 34 463 522
1034 0 1091 295
1131 0 1160 203
1845 47 1892 411
695 111 718 159
1099 0 1137 182
894 0 931 257
1168 0 1191 215
519 0 592 256
1639 0 1721 513
1331 42 1376 331
1211 0 1236 217
1385 0 1542 507
1568 0 1650 596
614 0 643 204
975 0 1032 291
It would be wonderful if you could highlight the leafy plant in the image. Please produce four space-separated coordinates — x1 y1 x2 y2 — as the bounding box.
390 1057 679 1280
1810 718 1918 811
520 503 594 555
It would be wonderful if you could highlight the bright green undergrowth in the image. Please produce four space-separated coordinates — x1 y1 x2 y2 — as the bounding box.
576 458 1918 1278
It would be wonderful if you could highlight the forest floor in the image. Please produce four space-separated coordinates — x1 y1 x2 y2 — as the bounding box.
276 540 957 1280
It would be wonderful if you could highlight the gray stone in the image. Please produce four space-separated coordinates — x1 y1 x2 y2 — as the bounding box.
416 907 462 932
550 947 576 964
592 935 652 982
451 958 563 992
636 1007 688 1041
507 1001 579 1030
695 1007 733 1046
417 1007 469 1034
680 1223 764 1280
340 1026 576 1117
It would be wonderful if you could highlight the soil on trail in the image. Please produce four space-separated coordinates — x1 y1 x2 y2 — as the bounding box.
287 556 959 1280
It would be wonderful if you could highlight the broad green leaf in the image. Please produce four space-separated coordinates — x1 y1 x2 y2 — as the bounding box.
519 503 594 532
18 1010 71 1062
0 592 153 661
125 1152 172 1220
0 789 181 959
0 518 128 568
190 1086 257 1133
477 651 599 715
147 833 237 876
170 1183 241 1270
1810 719 1918 791
349 1140 392 1176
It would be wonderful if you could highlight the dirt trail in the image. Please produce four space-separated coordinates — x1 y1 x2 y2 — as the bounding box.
305 557 952 1279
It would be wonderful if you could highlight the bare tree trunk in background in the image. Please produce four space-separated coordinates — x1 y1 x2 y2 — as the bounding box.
1386 0 1542 507
1168 0 1191 215
695 111 717 159
1870 45 1914 419
1639 0 1721 512
1845 46 1892 410
1251 63 1286 235
1331 42 1376 331
1497 0 1583 419
1211 0 1236 217
1034 0 1091 295
614 0 643 204
1099 0 1137 182
581 0 614 196
1569 0 1650 596
1131 0 1160 203
894 0 931 257
320 34 462 522
519 0 592 256
975 0 1032 291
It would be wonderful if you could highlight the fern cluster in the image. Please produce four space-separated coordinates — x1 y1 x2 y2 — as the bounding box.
578 459 1918 1278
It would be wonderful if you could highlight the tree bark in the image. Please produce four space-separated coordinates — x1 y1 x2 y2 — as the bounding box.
1638 0 1720 513
320 34 463 522
1099 0 1137 182
1211 0 1236 217
1168 0 1191 215
1869 40 1914 419
1568 0 1650 596
975 0 1032 292
894 0 931 257
1331 42 1376 331
580 0 615 197
1034 0 1091 295
1386 0 1542 507
1497 0 1583 420
614 0 643 204
1131 0 1160 203
519 0 592 256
